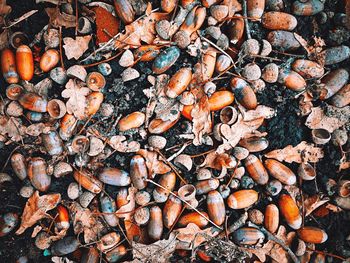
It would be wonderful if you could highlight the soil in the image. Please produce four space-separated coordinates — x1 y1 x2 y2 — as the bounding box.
0 0 350 262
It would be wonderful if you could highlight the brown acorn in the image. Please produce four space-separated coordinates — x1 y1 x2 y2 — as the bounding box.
264 159 296 185
134 45 161 62
239 137 269 153
130 155 148 190
166 68 192 98
321 68 349 99
232 227 265 245
227 190 259 209
292 0 324 16
42 131 64 156
153 172 176 203
27 157 51 192
55 205 70 230
247 0 265 19
148 118 179 134
16 45 34 81
18 92 48 113
73 169 103 194
230 77 257 110
40 49 59 72
1 48 19 83
116 188 129 209
194 178 220 195
292 59 324 79
59 114 77 141
161 0 177 13
148 206 163 241
264 204 279 233
244 154 269 185
118 112 146 131
262 12 297 31
278 193 302 229
6 84 23 100
85 92 103 118
208 91 235 111
278 69 306 91
297 226 328 244
98 167 130 186
113 0 135 24
86 72 106 91
163 194 182 229
11 153 27 180
178 211 209 228
207 190 225 226
47 99 66 119
330 84 350 108
267 31 301 50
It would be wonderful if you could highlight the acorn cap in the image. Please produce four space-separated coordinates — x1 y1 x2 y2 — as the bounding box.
86 72 106 91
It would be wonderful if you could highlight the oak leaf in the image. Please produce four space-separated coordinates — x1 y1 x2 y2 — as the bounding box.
109 135 140 153
303 195 329 217
16 191 61 235
116 187 137 221
63 36 91 60
61 79 90 120
137 149 171 177
45 7 76 28
264 141 324 163
201 152 236 179
0 116 26 142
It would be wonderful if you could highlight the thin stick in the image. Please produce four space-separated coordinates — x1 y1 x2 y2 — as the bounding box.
189 149 215 158
82 50 123 68
167 143 189 162
59 26 65 70
218 212 248 238
306 248 346 261
4 10 38 29
272 50 304 58
242 0 251 39
146 179 222 230
248 222 300 263
75 0 78 36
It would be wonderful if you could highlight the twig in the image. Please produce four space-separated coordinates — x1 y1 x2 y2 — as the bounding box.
4 10 38 29
1 145 20 172
272 50 304 58
75 0 78 36
306 248 346 261
218 212 248 238
248 222 300 263
251 54 282 61
146 179 223 230
242 0 251 39
59 26 65 70
82 50 123 68
189 149 215 158
167 143 189 162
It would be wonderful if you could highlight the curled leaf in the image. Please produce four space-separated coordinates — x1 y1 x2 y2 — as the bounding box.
63 36 92 60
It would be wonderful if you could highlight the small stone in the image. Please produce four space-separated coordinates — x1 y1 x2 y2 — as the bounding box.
121 68 140 82
119 50 134 68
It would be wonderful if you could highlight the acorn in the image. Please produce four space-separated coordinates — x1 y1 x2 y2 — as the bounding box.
194 178 220 195
59 114 77 141
311 128 331 145
242 63 261 81
152 46 180 74
55 205 70 230
16 45 34 81
134 45 161 62
148 206 163 241
278 69 306 91
105 245 127 262
210 5 229 22
18 92 47 113
11 153 27 181
227 190 259 209
292 59 324 79
153 172 176 203
202 0 220 8
97 232 121 252
148 118 178 134
267 31 301 50
278 193 302 229
27 157 51 192
1 48 19 83
292 0 324 16
266 179 283 196
247 0 265 19
118 111 146 131
297 226 328 244
98 167 130 186
166 68 192 98
264 204 279 233
239 137 269 153
85 92 103 118
130 155 148 190
42 131 64 156
200 48 217 81
215 54 231 73
47 99 66 119
86 72 106 91
244 154 269 185
100 195 119 227
178 211 209 228
297 162 316 180
161 0 177 13
321 46 350 66
116 187 129 209
321 68 349 99
6 84 23 100
330 84 350 108
81 248 99 263
134 207 150 226
262 63 279 83
264 159 296 185
73 169 103 194
207 190 225 226
232 227 265 246
50 236 80 256
230 78 257 110
229 15 244 44
135 190 151 206
163 194 183 229
40 49 59 72
113 0 135 24
262 12 297 31
0 213 19 237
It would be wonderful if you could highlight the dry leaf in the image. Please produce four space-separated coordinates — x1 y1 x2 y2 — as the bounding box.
45 7 76 28
63 36 91 60
137 149 171 177
61 79 90 120
175 223 218 249
131 234 177 263
0 115 26 142
26 123 47 137
69 202 104 243
339 154 350 172
116 187 137 221
294 34 326 65
16 191 61 235
264 141 324 163
303 195 330 217
0 0 11 17
109 135 140 153
0 29 8 50
93 6 120 45
201 152 236 179
242 105 276 122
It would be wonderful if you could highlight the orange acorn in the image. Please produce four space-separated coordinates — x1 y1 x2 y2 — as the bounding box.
56 205 70 230
239 136 269 153
194 178 220 195
73 169 103 194
244 154 269 185
163 194 182 229
264 159 296 185
267 30 301 50
297 226 328 244
292 59 324 79
178 211 209 228
208 90 235 111
1 48 19 83
39 49 59 72
278 69 306 91
148 118 179 134
262 12 297 31
264 204 279 233
321 68 349 99
230 77 257 110
247 0 265 19
161 0 177 13
229 15 244 44
292 0 324 16
113 0 135 24
118 111 146 131
6 84 24 100
130 155 148 190
148 206 163 241
180 6 206 35
18 92 48 113
116 188 129 209
207 190 225 226
27 157 51 192
153 172 176 203
166 68 192 98
11 153 27 181
16 45 34 81
278 193 302 229
330 84 350 108
134 45 161 62
232 227 265 245
59 114 77 141
201 48 216 82
98 167 130 186
85 92 103 117
227 190 259 209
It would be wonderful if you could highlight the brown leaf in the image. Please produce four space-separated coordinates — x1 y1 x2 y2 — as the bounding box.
61 79 90 120
339 154 350 172
303 195 329 217
137 149 171 177
16 191 61 235
0 0 11 17
264 141 324 163
0 115 26 142
116 187 137 221
45 7 76 28
0 29 9 50
201 152 236 179
63 36 91 60
242 105 275 122
294 34 326 65
109 135 140 153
